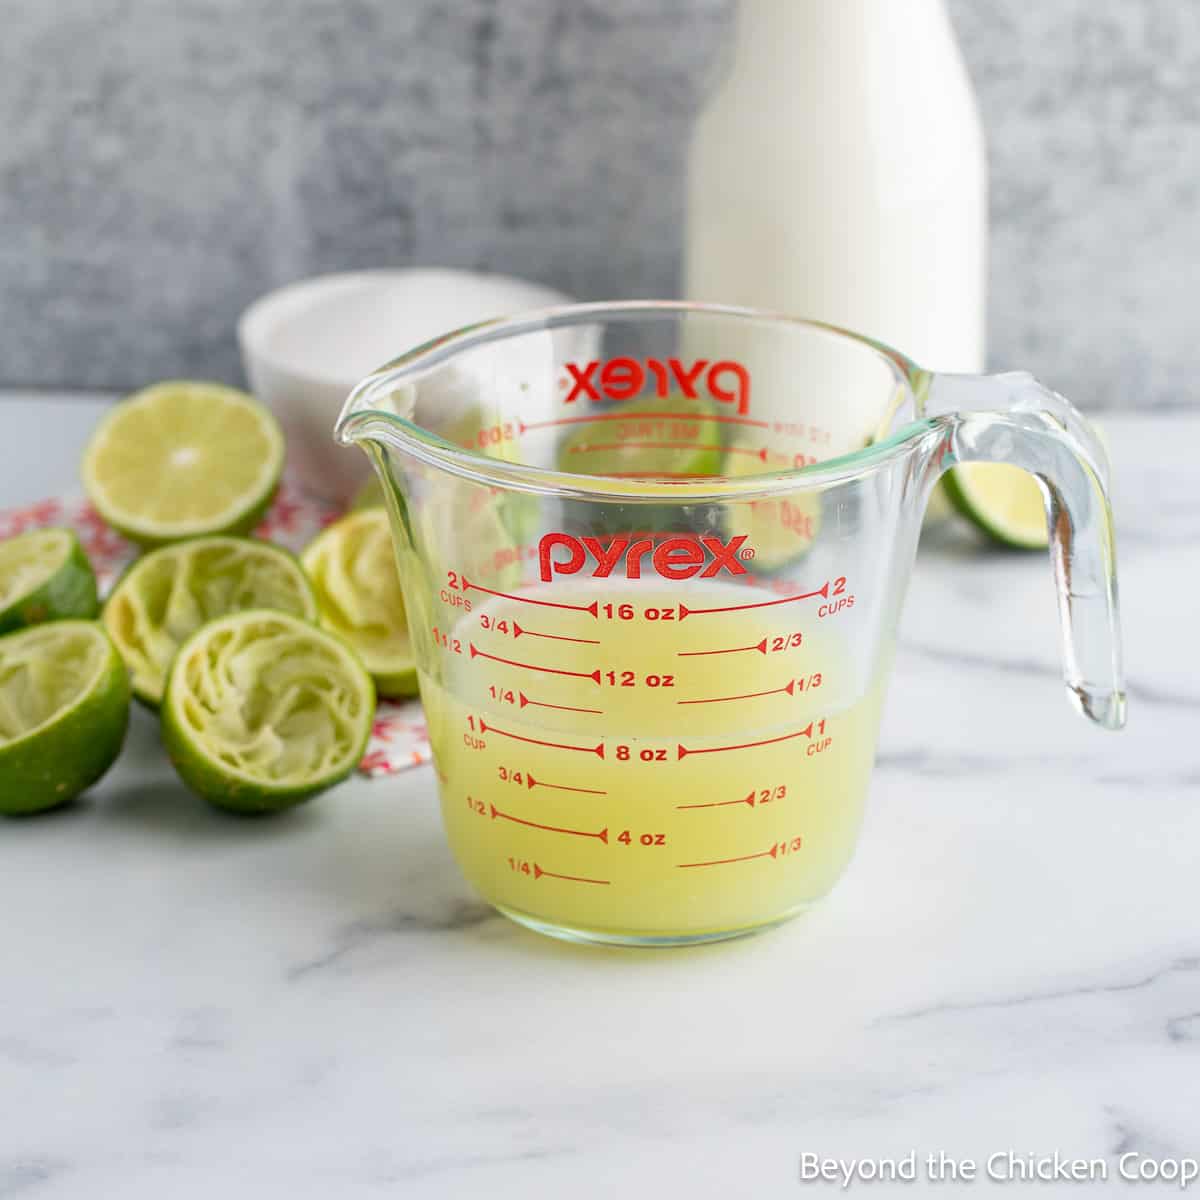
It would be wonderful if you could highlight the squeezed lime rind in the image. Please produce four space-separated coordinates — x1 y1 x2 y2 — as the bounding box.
0 621 130 815
0 528 99 634
102 535 318 708
161 609 374 813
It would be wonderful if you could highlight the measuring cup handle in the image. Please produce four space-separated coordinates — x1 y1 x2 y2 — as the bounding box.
920 370 1126 731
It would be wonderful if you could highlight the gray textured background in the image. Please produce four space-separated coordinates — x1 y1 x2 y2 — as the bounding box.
2 0 1197 407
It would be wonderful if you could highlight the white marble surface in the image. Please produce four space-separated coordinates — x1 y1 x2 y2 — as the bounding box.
0 397 1196 1198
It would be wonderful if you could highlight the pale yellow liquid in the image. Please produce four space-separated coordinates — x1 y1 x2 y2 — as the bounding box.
420 583 887 943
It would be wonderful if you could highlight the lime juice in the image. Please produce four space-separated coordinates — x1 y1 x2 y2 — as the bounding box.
419 582 887 943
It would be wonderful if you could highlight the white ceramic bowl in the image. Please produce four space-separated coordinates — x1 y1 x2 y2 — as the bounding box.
237 269 573 503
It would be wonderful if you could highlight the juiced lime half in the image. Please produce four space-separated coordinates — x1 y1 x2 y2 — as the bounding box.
556 392 723 478
102 536 317 707
161 610 374 813
81 381 285 546
0 528 99 634
302 509 417 698
943 464 1048 550
0 621 130 814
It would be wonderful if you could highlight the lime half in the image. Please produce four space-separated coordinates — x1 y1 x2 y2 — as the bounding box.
556 393 723 479
162 610 374 813
82 381 285 546
0 621 130 814
302 509 417 698
102 536 317 707
943 464 1048 550
0 528 99 634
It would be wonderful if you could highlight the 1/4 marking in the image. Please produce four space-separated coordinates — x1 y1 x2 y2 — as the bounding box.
506 859 610 885
518 691 604 716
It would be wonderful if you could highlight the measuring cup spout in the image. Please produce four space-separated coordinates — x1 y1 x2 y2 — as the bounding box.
917 371 1126 731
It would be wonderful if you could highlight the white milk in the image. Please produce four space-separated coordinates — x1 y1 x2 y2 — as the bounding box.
685 0 986 373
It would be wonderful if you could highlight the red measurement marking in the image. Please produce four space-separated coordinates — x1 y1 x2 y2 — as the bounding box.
568 441 768 462
478 717 605 757
677 721 815 759
512 620 599 646
518 691 604 715
526 772 607 796
470 643 601 683
605 471 717 480
490 803 608 842
533 863 611 885
520 411 769 433
462 576 598 617
677 680 795 706
678 638 768 658
677 844 780 869
678 582 829 619
677 791 757 811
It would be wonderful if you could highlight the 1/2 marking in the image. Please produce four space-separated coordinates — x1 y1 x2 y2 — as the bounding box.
469 643 601 683
489 802 608 842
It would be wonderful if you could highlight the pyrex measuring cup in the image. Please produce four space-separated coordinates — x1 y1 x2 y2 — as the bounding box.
335 303 1124 947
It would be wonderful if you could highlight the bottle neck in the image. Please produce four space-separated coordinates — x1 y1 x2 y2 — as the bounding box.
731 0 953 74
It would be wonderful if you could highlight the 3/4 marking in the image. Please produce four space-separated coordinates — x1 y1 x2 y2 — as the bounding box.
512 620 599 646
525 772 607 796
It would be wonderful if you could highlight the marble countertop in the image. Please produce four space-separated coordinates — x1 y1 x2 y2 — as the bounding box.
1 396 1196 1198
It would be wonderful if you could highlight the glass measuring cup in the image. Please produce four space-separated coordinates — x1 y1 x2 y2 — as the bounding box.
335 303 1124 947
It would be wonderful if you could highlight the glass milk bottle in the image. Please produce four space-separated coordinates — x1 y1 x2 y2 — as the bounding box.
684 0 986 373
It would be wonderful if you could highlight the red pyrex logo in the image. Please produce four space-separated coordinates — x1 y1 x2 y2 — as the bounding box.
538 533 750 583
563 357 751 415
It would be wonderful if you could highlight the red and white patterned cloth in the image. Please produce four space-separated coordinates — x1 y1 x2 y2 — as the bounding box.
0 482 431 778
